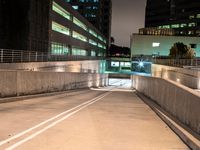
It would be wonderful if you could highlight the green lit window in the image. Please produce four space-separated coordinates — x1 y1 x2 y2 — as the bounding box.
98 43 103 49
52 2 71 20
171 24 179 28
103 39 107 44
52 21 70 35
188 22 196 27
73 17 87 31
189 15 195 19
89 29 97 37
91 50 96 56
197 14 200 18
72 47 87 56
180 24 187 28
51 42 69 55
72 31 87 42
89 39 97 46
162 25 170 28
98 35 104 41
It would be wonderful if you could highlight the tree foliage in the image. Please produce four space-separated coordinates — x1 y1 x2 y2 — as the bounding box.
169 42 195 59
108 44 130 57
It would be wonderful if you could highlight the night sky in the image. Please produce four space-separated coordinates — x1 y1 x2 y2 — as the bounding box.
111 0 147 47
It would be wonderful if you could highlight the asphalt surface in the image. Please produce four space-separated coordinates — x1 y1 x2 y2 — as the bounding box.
0 80 189 150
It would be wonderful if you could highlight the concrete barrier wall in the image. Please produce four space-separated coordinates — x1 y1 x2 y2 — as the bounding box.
0 71 108 97
132 75 200 135
152 64 200 89
0 60 105 73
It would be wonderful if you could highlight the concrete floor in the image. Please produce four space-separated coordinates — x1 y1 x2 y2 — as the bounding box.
0 82 189 150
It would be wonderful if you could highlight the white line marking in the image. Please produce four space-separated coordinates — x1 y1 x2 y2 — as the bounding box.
0 92 109 147
5 92 111 150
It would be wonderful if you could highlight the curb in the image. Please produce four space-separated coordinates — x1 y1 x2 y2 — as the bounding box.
136 92 200 150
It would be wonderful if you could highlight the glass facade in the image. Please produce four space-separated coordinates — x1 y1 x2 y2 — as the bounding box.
51 42 69 55
51 1 107 57
52 21 70 36
72 31 87 42
72 47 87 56
73 17 87 31
52 2 71 20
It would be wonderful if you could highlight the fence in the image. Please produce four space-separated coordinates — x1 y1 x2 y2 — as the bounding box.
0 49 103 63
153 58 200 67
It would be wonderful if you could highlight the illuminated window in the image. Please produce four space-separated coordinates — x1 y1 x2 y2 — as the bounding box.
72 47 87 56
98 43 103 49
180 24 187 28
89 39 97 46
152 42 160 47
188 22 196 27
89 29 97 37
98 52 104 57
162 25 170 28
98 35 104 41
72 5 79 9
52 2 71 20
189 15 195 19
72 31 87 42
51 42 69 55
52 21 70 35
73 17 87 31
171 24 179 28
197 14 200 18
111 61 119 67
91 50 96 56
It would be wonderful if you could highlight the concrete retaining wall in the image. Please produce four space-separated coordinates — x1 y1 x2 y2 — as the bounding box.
0 60 105 73
0 71 108 98
152 64 200 89
132 75 200 135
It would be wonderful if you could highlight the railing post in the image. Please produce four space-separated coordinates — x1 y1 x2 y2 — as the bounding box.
12 50 14 63
42 52 44 62
1 49 3 63
21 51 23 62
35 51 38 62
28 51 31 62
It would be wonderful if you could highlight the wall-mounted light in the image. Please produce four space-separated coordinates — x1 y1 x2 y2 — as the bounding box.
152 42 160 47
138 61 144 67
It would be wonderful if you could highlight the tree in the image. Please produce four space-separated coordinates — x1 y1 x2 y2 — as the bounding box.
169 42 195 59
110 37 115 44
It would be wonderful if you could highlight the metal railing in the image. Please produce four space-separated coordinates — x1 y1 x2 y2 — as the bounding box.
153 58 200 67
0 49 103 63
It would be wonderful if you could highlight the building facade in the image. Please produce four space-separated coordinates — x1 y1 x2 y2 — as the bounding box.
0 0 107 59
65 0 112 44
131 34 200 57
0 0 50 52
145 0 200 36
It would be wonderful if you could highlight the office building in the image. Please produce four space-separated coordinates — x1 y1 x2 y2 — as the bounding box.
145 0 200 36
65 0 112 44
0 0 107 59
131 34 200 57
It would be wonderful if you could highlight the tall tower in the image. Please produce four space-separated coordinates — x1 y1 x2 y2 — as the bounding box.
145 0 200 36
65 0 112 44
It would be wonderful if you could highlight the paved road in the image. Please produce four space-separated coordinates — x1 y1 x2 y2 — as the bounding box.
0 82 189 150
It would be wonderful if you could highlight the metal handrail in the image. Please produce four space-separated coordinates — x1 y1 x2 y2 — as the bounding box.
153 58 200 67
0 49 104 63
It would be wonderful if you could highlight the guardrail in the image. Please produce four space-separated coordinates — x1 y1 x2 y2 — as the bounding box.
153 58 200 67
0 49 103 63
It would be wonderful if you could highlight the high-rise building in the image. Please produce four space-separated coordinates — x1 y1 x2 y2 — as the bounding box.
0 0 107 61
66 0 112 44
145 0 200 36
